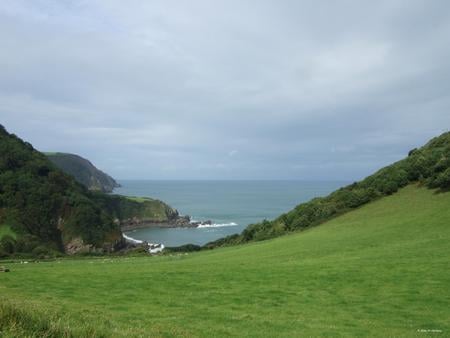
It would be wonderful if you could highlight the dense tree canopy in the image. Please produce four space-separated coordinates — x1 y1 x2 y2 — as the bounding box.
0 125 122 257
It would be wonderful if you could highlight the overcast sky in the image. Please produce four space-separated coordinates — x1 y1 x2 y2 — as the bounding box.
1 1 449 180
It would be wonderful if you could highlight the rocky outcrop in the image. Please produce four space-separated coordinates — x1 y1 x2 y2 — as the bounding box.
191 220 212 227
64 236 125 255
65 238 100 255
119 215 213 231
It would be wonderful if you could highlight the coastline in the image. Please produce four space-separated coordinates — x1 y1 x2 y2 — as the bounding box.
119 218 196 232
122 233 165 254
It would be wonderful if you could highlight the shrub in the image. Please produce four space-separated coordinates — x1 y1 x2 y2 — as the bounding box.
0 235 16 254
432 168 450 189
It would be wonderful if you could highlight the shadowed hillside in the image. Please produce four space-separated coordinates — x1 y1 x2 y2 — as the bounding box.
0 125 122 256
0 125 180 257
46 152 120 193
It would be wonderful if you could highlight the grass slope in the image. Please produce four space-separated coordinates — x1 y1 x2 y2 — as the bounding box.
1 185 449 337
208 131 450 247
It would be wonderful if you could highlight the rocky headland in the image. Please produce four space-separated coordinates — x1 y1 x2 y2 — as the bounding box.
119 215 213 231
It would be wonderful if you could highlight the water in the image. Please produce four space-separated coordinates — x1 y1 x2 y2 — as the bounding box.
115 180 347 247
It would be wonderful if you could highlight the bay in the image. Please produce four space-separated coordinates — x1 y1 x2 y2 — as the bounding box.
115 180 347 247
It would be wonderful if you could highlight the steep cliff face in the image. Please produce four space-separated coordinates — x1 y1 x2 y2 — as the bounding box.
46 153 120 193
91 194 181 231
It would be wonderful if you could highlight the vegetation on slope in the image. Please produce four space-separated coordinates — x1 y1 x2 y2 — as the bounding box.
46 152 120 193
0 125 181 258
92 194 179 223
0 185 449 336
207 132 450 247
0 224 16 240
0 125 123 257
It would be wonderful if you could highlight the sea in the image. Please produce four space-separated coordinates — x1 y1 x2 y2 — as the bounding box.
114 180 347 247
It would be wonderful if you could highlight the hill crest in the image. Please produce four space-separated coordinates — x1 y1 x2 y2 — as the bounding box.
45 152 119 193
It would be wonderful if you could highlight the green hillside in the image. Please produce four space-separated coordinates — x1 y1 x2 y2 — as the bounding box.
45 152 120 193
0 125 178 257
92 193 179 224
1 185 449 336
207 132 450 248
0 125 122 256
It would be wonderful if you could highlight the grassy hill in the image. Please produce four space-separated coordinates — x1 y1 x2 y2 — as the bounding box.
45 152 120 193
207 132 450 248
1 185 449 336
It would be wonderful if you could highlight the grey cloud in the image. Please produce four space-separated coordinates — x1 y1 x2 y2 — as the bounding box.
1 0 449 180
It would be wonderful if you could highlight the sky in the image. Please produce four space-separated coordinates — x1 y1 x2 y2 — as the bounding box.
1 0 450 180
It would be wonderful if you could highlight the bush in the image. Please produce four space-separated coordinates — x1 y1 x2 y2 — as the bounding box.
432 168 450 189
165 244 202 253
32 245 55 259
14 234 41 253
0 235 16 254
0 248 8 258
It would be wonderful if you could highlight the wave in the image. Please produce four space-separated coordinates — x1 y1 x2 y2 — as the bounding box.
197 222 238 228
122 233 143 244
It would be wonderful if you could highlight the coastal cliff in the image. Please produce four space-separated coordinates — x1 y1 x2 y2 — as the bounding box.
90 194 203 231
46 152 120 193
0 125 123 257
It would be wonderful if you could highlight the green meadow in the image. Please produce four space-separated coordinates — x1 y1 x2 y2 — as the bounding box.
1 185 449 337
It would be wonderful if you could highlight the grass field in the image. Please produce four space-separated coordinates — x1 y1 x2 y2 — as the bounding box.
1 185 449 337
126 196 156 203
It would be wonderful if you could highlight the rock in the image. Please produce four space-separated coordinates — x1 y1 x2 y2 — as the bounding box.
65 237 101 255
119 214 215 230
174 215 191 227
190 220 212 227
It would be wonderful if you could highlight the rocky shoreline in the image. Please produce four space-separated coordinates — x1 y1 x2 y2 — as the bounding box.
119 215 213 232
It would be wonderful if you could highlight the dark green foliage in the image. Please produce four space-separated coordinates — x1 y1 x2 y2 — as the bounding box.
0 124 122 256
208 132 450 248
14 234 42 253
0 235 16 254
430 167 450 189
165 244 202 253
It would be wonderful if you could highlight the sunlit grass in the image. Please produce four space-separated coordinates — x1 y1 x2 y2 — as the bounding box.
125 196 156 203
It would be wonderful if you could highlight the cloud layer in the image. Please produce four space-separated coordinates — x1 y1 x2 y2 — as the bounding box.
1 0 449 179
